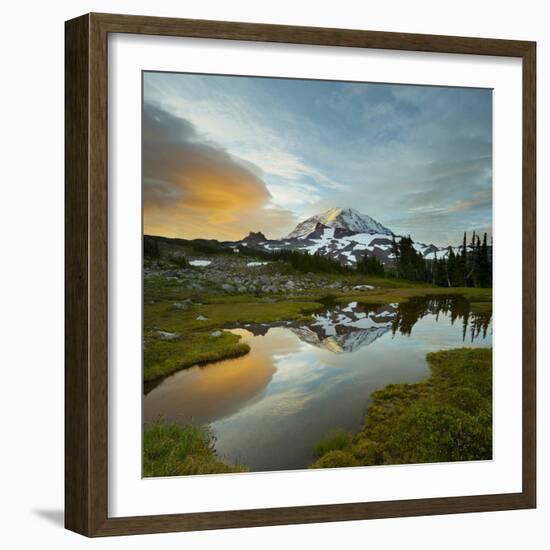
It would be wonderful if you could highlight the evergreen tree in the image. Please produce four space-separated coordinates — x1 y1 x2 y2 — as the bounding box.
143 236 160 259
479 232 491 288
459 232 468 286
446 248 457 287
357 254 385 277
395 236 427 282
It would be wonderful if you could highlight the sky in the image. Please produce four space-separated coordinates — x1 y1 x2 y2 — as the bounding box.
143 72 492 246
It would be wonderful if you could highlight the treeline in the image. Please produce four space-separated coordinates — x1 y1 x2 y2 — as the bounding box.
144 235 273 260
356 255 385 277
391 232 492 288
144 235 350 274
144 236 160 258
144 235 231 258
270 249 353 274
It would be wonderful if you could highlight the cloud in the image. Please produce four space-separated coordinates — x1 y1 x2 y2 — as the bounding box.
144 73 348 198
143 103 297 239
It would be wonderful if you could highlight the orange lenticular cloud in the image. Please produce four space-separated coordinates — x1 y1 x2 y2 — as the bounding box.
143 103 296 240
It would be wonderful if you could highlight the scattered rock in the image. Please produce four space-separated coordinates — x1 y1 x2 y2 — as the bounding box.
156 330 179 340
353 285 375 291
196 315 208 321
211 330 223 337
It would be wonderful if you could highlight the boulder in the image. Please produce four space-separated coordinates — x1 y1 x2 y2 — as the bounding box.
156 330 179 340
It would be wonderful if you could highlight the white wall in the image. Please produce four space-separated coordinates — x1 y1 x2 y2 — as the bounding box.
0 0 546 548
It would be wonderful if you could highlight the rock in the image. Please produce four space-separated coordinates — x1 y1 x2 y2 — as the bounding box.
156 330 179 340
188 282 204 290
211 330 223 337
352 284 375 291
221 283 234 293
163 270 180 278
172 302 190 310
237 285 247 293
196 315 208 321
285 280 296 289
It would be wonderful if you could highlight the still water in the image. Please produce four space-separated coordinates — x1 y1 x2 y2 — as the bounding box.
144 296 492 472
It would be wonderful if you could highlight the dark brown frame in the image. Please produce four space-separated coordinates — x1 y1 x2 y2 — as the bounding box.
65 12 537 537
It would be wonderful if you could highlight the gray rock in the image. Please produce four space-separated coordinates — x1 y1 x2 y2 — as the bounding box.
211 330 223 337
196 315 208 321
156 330 179 340
221 283 234 293
352 284 375 291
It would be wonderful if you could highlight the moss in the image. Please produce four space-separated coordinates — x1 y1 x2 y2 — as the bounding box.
143 419 248 477
334 286 492 306
309 450 359 469
151 300 325 332
144 288 326 382
144 331 250 382
312 429 353 458
310 348 493 469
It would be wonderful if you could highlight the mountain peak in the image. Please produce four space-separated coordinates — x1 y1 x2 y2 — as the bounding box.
286 207 393 239
243 231 267 242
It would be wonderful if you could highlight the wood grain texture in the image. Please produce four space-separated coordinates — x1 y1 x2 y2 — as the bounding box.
521 42 537 508
65 14 91 535
64 12 537 537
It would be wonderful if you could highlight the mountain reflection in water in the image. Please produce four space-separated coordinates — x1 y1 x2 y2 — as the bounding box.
236 295 491 354
144 295 492 472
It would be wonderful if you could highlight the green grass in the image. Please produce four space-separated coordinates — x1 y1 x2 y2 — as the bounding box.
310 348 493 469
144 331 250 382
312 429 353 458
144 295 325 382
145 300 325 332
333 286 492 306
143 419 248 476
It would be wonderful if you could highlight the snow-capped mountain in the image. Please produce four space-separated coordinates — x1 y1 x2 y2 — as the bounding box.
286 207 393 239
231 207 454 266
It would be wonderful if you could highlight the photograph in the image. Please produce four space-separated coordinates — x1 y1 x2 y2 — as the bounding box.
141 71 493 477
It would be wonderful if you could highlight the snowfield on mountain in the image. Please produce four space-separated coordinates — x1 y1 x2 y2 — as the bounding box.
286 207 393 239
233 207 465 266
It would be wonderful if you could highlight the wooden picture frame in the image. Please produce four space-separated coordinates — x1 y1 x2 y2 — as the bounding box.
65 12 536 537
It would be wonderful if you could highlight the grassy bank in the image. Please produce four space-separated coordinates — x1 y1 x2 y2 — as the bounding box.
144 298 324 382
333 286 492 307
310 348 492 469
143 419 248 476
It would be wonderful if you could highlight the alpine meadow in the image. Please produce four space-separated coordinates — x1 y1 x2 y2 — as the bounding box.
142 72 493 476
